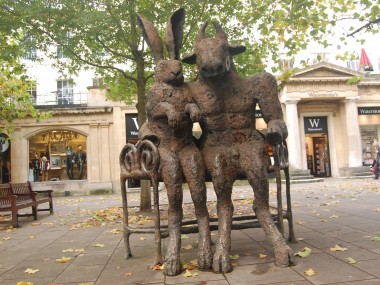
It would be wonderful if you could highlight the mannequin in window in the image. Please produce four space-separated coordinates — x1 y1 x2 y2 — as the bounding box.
40 154 50 181
31 154 41 182
66 145 75 180
76 144 86 179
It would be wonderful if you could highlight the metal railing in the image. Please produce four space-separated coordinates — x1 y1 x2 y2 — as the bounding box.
33 92 88 108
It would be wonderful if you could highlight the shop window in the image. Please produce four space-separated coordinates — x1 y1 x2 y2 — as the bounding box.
29 130 87 181
27 81 37 103
346 60 360 71
360 125 378 166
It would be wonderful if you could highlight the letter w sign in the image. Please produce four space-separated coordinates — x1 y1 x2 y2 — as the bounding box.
304 116 328 134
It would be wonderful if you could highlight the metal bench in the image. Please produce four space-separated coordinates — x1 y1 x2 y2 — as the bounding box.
119 139 296 265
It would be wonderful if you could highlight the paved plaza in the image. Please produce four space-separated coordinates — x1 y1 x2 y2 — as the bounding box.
0 178 379 285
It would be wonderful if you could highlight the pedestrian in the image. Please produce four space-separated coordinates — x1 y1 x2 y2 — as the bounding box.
372 147 380 179
31 154 41 182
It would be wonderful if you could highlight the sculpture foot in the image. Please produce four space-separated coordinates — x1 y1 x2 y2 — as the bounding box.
274 243 296 267
198 247 213 271
164 255 182 276
212 250 232 273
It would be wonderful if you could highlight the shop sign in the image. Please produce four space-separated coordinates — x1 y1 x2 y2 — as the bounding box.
125 114 139 140
304 116 328 134
358 107 380 115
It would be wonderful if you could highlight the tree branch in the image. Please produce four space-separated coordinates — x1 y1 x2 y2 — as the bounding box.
347 17 380 37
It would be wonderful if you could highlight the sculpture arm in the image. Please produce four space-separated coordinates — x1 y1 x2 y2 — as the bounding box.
255 73 288 145
147 101 181 127
185 103 202 122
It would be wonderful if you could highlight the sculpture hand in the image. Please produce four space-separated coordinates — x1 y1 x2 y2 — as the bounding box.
266 119 288 145
167 111 182 127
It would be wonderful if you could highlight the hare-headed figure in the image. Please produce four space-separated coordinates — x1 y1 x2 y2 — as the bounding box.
137 8 212 276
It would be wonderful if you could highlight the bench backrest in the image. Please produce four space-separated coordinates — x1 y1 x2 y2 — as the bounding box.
0 183 13 206
10 182 32 201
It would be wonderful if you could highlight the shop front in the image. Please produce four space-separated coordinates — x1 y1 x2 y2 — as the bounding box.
282 62 380 177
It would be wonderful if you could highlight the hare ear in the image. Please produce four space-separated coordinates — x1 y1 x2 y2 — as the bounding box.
165 8 185 60
137 14 164 61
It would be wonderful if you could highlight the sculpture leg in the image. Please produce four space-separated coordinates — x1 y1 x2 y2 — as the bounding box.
204 148 235 273
243 145 295 267
179 147 212 271
160 151 183 276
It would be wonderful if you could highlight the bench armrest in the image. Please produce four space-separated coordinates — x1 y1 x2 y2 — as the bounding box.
0 195 17 202
33 190 53 197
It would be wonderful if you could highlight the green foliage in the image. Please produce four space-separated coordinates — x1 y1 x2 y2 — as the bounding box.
346 76 363 85
0 59 50 135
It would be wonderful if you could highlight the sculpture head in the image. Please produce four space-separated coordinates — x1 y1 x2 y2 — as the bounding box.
183 22 246 78
137 8 186 86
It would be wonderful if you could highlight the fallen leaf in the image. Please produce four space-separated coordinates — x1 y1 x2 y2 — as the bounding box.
330 245 347 252
31 222 41 226
182 244 193 250
2 237 10 240
259 254 267 259
183 269 198 277
295 247 312 258
347 257 357 264
330 215 339 219
230 254 240 260
181 234 189 239
370 236 380 241
304 268 317 276
56 257 72 263
125 272 133 276
152 264 164 270
139 237 146 241
75 248 86 253
109 228 121 234
62 248 74 253
29 235 36 239
25 268 40 274
296 220 305 225
16 282 34 285
94 244 105 247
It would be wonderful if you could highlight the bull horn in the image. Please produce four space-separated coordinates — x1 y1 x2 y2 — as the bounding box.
197 21 208 43
212 21 227 40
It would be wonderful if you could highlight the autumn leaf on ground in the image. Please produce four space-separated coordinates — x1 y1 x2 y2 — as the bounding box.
295 247 312 258
16 282 34 285
139 237 146 241
25 268 40 274
109 228 121 234
304 268 317 276
370 236 380 241
152 264 164 270
94 243 105 247
31 222 41 226
125 272 133 276
330 245 347 252
330 215 339 219
259 253 267 259
62 248 74 253
347 257 357 264
181 234 189 239
183 269 199 277
2 237 10 240
230 254 240 260
28 235 36 239
296 220 305 225
75 248 86 253
182 244 193 250
56 257 72 263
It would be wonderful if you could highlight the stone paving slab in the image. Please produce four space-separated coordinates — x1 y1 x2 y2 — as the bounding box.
0 178 379 284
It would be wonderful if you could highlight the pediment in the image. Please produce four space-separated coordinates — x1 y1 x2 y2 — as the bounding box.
291 61 362 80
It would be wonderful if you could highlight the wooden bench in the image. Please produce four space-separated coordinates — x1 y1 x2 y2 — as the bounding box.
119 139 296 265
0 182 53 228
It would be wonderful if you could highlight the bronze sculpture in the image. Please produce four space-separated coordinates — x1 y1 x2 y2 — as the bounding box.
137 8 212 276
120 9 295 277
182 21 295 273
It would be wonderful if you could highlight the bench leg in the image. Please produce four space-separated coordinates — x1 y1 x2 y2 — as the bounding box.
284 167 297 243
152 174 163 266
275 165 284 237
32 206 37 220
121 176 132 259
49 200 54 214
12 210 19 228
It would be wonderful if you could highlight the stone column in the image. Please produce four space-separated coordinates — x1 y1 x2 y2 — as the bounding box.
100 123 111 181
344 97 362 167
88 123 100 182
284 99 303 170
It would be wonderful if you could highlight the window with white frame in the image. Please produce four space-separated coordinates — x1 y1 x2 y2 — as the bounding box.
346 60 360 71
27 81 37 103
57 79 74 105
23 36 37 60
